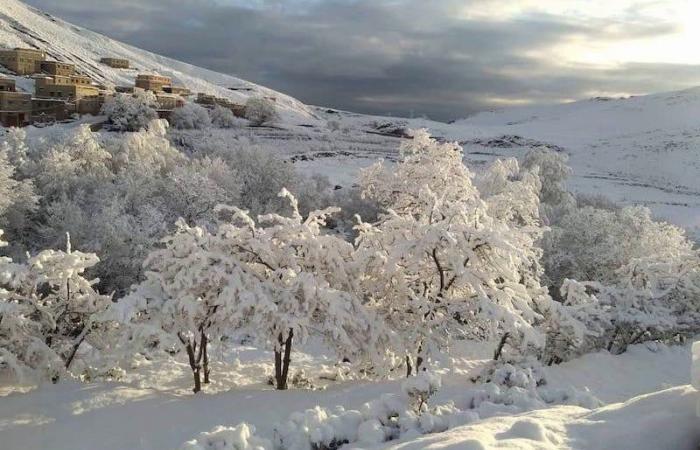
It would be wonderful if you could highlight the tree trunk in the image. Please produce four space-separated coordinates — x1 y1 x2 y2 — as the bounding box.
64 325 89 370
607 327 620 353
274 329 294 390
415 341 424 373
493 332 510 361
405 355 413 378
185 341 202 394
201 331 210 384
274 346 282 389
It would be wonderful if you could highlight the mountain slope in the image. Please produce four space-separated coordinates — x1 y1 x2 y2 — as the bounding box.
445 89 700 231
0 0 318 122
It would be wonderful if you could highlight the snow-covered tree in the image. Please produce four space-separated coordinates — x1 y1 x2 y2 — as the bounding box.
209 105 244 128
111 190 388 391
244 96 278 126
521 148 575 224
356 130 550 373
0 232 110 382
0 146 38 246
539 205 700 360
105 218 252 393
106 119 183 175
216 191 390 389
169 103 212 130
1 127 30 169
101 91 159 132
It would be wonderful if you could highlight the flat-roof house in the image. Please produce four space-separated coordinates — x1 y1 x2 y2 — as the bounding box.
35 75 99 100
135 74 171 92
155 92 184 110
76 94 111 116
100 57 130 69
32 97 71 124
195 92 245 117
0 91 32 127
0 77 15 92
163 85 191 96
0 48 46 75
39 61 75 77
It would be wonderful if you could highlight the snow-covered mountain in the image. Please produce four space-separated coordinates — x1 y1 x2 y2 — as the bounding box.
0 0 318 122
427 88 700 231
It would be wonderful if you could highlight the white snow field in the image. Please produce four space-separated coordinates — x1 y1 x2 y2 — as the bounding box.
0 341 697 450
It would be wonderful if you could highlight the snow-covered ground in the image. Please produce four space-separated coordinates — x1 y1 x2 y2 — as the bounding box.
0 341 696 450
381 386 698 450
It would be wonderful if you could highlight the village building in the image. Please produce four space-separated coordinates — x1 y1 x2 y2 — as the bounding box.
155 92 184 110
0 77 15 92
163 85 191 96
31 97 71 123
0 48 46 75
0 90 32 127
100 57 129 69
39 60 75 77
154 93 184 120
135 74 171 92
195 92 246 117
35 75 100 100
76 94 110 116
115 85 144 94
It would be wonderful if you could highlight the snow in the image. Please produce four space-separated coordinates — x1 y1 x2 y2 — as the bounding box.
380 386 699 450
0 341 695 450
693 341 700 387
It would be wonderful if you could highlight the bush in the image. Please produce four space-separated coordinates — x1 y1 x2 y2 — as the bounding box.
209 105 245 128
101 91 158 132
169 103 212 130
244 96 278 126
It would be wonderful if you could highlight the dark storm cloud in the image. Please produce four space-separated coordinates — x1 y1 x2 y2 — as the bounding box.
22 0 700 121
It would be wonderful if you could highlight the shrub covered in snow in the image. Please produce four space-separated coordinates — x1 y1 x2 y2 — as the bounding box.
210 105 246 128
464 358 601 415
101 91 159 132
169 103 212 130
402 371 442 413
180 363 598 450
0 231 111 383
245 96 278 126
273 386 449 450
356 130 552 372
180 423 271 450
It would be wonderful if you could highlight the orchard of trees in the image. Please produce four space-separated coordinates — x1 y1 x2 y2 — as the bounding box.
1 122 699 392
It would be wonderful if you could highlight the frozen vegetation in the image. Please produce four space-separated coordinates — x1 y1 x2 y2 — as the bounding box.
2 121 700 449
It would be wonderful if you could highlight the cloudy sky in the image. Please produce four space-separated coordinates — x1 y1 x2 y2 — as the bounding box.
23 0 700 121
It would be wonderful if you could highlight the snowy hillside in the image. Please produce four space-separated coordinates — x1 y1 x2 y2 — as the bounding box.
306 88 700 233
447 89 700 231
0 0 318 123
